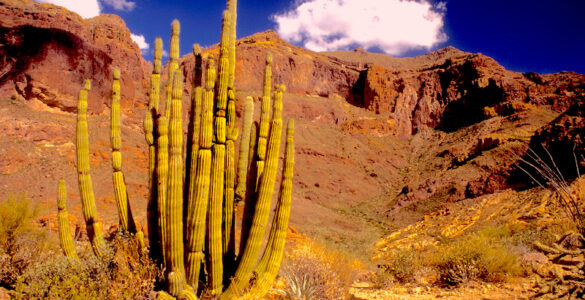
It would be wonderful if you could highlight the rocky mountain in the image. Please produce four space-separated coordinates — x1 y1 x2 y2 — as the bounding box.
0 0 149 113
0 0 584 254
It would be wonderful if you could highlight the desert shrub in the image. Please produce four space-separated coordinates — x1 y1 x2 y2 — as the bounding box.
278 236 362 300
376 249 419 284
12 233 158 299
0 194 54 288
432 228 522 286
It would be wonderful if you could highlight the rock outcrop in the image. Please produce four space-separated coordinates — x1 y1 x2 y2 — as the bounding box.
0 0 149 113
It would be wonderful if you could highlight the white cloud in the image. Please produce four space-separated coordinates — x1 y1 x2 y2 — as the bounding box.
36 0 100 18
162 50 169 58
272 0 448 55
102 0 135 11
131 33 149 51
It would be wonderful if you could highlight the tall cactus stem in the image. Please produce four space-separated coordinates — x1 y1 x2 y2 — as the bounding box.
185 58 216 288
157 117 169 269
256 53 273 187
166 70 186 296
222 85 285 298
255 118 294 279
76 79 107 259
111 67 136 233
57 179 78 260
164 19 180 121
227 0 237 89
185 44 203 225
235 97 254 202
147 37 163 262
238 121 258 255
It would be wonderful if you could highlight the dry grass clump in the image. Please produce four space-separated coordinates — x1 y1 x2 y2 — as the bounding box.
276 234 363 299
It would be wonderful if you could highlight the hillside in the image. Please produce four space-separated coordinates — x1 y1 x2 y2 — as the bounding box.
0 0 584 275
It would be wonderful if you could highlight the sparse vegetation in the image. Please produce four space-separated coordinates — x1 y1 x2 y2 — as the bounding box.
278 234 363 299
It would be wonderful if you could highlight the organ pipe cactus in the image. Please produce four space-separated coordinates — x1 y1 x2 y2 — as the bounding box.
76 79 107 259
57 179 78 260
60 0 294 298
110 67 136 234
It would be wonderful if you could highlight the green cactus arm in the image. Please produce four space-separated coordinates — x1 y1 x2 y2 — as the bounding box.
57 179 78 260
254 119 294 283
238 121 258 255
164 19 181 121
76 80 107 259
227 0 237 89
157 116 169 268
208 142 226 295
234 97 254 202
111 67 136 234
185 58 215 288
185 44 203 227
223 127 238 277
167 70 186 296
222 85 285 298
256 53 273 187
146 37 163 262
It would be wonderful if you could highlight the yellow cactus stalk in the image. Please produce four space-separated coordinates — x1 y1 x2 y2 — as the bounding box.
110 67 136 233
157 116 169 269
256 52 273 187
76 79 107 259
167 70 187 296
185 58 216 288
222 85 285 298
57 179 78 260
235 97 254 202
146 37 163 262
255 119 294 282
164 19 181 121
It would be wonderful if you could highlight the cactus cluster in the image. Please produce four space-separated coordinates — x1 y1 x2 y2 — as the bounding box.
57 0 294 298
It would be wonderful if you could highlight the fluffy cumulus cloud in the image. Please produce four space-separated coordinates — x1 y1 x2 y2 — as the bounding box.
131 34 149 51
273 0 447 55
101 0 136 11
36 0 100 18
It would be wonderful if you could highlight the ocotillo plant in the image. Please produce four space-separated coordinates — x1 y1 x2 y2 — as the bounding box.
61 0 294 298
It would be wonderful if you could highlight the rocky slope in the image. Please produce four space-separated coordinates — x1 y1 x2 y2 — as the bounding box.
0 0 584 256
0 0 149 113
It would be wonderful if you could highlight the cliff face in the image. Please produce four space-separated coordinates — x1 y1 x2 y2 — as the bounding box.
0 0 149 113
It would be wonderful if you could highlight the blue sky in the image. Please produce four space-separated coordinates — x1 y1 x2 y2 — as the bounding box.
38 0 585 75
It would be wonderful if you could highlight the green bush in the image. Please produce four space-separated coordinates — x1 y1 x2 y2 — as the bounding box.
377 249 419 284
0 194 54 288
432 227 522 286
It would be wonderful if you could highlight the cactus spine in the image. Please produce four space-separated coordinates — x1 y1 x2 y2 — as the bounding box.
76 80 107 259
57 179 78 260
147 37 163 262
110 67 136 233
